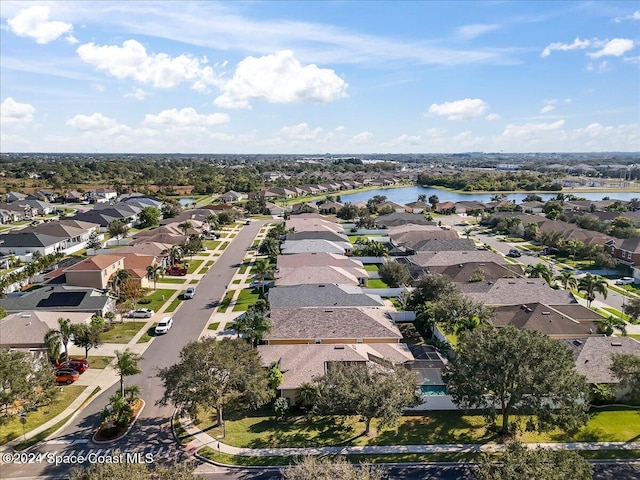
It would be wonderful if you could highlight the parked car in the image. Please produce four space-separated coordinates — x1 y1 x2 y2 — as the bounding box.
55 369 80 385
244 219 251 225
128 308 155 318
57 358 89 373
507 248 522 258
155 316 173 335
166 266 188 276
184 287 196 299
615 277 635 285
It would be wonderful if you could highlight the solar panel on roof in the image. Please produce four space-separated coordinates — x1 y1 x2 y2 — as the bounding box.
37 292 85 307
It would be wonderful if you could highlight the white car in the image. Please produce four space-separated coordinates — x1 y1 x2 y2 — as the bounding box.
184 287 196 299
155 316 173 335
128 308 155 318
614 277 635 285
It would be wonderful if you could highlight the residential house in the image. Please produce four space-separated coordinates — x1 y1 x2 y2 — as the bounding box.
404 201 429 214
113 242 172 259
88 187 118 203
264 307 402 345
276 265 366 286
64 190 85 203
219 190 245 203
490 303 602 338
454 201 486 215
458 278 576 306
410 238 476 252
608 237 640 267
291 202 320 214
284 230 350 244
63 254 125 289
388 224 459 247
280 239 352 255
0 232 66 257
0 202 29 223
402 250 509 268
0 285 114 316
374 212 435 229
564 336 640 401
258 342 413 405
434 201 456 214
17 199 55 216
518 201 545 214
0 310 93 354
377 201 405 213
265 202 285 216
277 252 365 271
32 190 58 203
430 261 524 283
317 201 343 215
268 284 385 309
6 191 27 203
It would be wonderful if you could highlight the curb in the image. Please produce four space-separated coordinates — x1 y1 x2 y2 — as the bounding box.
92 399 146 445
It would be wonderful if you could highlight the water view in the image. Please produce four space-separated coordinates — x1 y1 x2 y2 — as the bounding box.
178 197 197 206
339 186 640 205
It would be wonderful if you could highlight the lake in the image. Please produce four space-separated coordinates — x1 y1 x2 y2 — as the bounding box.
338 186 640 205
178 197 197 206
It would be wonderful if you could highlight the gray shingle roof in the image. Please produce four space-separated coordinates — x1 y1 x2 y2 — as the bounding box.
0 232 63 247
0 286 111 314
268 284 385 308
491 303 600 337
410 238 476 252
563 336 640 384
266 307 401 341
459 278 576 306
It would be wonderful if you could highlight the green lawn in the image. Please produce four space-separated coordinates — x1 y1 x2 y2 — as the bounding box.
366 279 389 288
164 296 183 313
189 279 199 284
101 322 143 343
629 334 640 339
220 242 228 250
205 260 215 267
137 324 158 343
156 277 187 284
138 289 174 312
364 264 379 272
219 291 235 312
185 259 203 274
207 322 220 330
232 279 241 284
196 407 640 450
204 240 221 250
86 356 114 369
232 288 260 311
0 386 86 444
239 264 249 274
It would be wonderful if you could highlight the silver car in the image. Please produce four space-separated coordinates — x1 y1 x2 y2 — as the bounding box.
128 308 155 318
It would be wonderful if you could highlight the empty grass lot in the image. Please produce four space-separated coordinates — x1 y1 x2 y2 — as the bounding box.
101 322 143 343
0 385 86 444
232 288 260 311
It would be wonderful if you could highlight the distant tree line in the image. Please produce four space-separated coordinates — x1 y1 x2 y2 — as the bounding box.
417 171 563 192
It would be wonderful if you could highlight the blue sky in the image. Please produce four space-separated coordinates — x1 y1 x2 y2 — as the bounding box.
1 1 638 154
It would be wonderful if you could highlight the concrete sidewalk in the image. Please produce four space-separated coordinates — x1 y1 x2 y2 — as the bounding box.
179 414 640 457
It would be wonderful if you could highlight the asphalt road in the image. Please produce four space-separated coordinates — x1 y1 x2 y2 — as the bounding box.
1 219 269 479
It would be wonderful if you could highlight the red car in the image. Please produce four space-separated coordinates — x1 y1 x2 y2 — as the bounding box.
165 266 188 276
56 358 89 373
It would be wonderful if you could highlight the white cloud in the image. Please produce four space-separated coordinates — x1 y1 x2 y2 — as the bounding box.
350 131 373 143
588 38 634 58
125 88 147 100
1 98 35 125
7 6 73 44
540 105 555 114
485 113 501 121
76 39 221 89
383 134 423 147
456 24 501 40
428 98 489 121
502 120 566 140
541 37 591 57
143 108 229 126
91 84 106 93
214 50 348 109
614 11 640 22
279 123 323 141
335 125 345 132
66 113 130 135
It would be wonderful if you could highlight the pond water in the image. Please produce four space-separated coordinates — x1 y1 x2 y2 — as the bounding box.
178 197 196 206
338 186 640 205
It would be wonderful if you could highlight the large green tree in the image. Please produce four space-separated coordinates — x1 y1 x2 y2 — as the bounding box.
158 337 273 426
378 261 410 287
0 351 58 423
442 326 589 435
138 207 161 228
72 318 104 358
315 363 420 436
475 442 592 480
610 353 640 404
108 220 129 245
70 459 197 480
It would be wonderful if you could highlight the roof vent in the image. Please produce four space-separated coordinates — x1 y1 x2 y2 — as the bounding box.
20 314 31 318
573 340 583 346
318 284 325 287
611 341 623 346
521 304 528 309
334 345 345 350
542 311 551 315
324 310 333 313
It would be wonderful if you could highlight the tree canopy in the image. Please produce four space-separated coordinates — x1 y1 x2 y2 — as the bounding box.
70 459 197 480
282 456 384 480
475 442 592 480
158 337 273 425
378 261 410 287
610 353 640 405
442 326 589 434
314 363 420 435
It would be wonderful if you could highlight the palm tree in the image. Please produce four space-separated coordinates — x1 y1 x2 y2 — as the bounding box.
114 349 142 398
295 382 321 408
463 227 474 239
598 315 628 336
145 264 164 290
428 195 439 211
524 263 552 284
258 237 280 258
237 309 272 347
112 269 131 299
124 384 142 403
417 194 427 203
251 259 275 295
44 329 62 364
555 270 578 291
578 273 608 307
178 221 193 236
564 239 583 262
167 245 184 266
46 317 74 360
